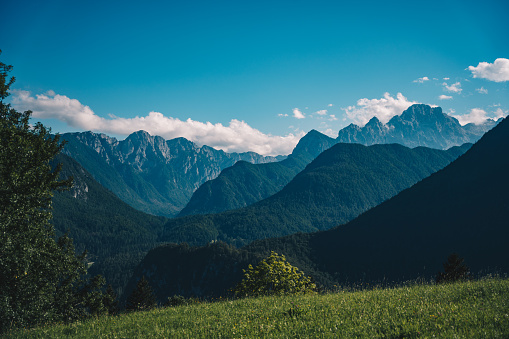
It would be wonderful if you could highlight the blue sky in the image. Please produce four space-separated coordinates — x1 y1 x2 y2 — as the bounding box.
2 0 508 155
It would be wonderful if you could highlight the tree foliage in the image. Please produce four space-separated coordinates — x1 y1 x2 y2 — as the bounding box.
125 276 157 312
234 252 316 298
0 51 115 332
436 253 471 284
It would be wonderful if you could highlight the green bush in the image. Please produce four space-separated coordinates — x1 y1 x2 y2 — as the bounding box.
234 252 316 297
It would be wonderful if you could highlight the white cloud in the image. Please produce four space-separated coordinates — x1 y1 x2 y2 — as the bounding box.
451 108 508 126
476 87 488 94
315 109 328 116
443 77 450 80
322 128 336 138
443 82 462 93
342 92 418 126
12 90 303 156
494 108 509 120
413 76 429 83
329 114 338 121
439 95 453 100
452 108 489 125
292 108 305 119
468 58 509 82
328 104 334 107
278 113 289 117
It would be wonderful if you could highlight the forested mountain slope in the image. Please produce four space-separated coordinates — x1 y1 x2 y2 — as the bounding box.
161 142 471 247
178 130 338 216
51 154 167 293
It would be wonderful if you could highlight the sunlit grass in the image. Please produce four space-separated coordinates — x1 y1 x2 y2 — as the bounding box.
6 278 509 338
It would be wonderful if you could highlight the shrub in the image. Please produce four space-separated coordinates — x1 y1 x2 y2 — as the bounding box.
234 252 316 297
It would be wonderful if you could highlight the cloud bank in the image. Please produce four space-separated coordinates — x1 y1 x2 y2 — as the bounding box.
343 92 418 126
468 58 509 82
452 108 508 126
12 90 303 156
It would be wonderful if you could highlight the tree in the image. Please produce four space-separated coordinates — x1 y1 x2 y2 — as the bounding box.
103 284 120 315
0 51 111 332
125 276 157 311
435 253 471 284
234 252 316 298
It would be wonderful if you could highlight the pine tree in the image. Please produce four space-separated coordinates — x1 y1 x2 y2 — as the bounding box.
436 253 471 284
0 50 109 331
104 284 120 315
125 276 157 311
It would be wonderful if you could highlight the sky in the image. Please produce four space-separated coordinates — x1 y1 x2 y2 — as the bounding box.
2 0 509 155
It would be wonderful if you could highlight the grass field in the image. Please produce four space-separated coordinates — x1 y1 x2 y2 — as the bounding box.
6 278 509 338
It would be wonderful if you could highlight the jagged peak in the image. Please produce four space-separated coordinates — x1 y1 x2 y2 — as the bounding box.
365 116 382 126
398 104 443 119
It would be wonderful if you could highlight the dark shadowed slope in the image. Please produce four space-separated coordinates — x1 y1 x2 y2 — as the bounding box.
306 116 509 283
51 154 167 293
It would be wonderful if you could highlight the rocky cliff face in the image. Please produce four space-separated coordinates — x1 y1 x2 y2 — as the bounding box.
61 130 280 217
337 104 499 149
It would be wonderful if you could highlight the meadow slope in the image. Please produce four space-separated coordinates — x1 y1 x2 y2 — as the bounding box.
7 278 509 338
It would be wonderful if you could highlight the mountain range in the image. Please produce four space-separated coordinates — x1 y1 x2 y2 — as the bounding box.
180 104 498 216
57 104 498 220
127 115 509 301
337 104 499 149
61 130 281 217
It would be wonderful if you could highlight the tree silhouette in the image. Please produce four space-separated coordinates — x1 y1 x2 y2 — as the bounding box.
436 253 471 284
126 276 157 311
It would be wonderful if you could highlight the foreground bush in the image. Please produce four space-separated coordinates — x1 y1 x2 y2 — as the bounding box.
234 252 316 297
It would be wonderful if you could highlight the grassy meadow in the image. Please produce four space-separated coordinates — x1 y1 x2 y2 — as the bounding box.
6 278 509 338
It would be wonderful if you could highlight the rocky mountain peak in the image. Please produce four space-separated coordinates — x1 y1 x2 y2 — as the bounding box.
292 129 338 159
337 104 496 149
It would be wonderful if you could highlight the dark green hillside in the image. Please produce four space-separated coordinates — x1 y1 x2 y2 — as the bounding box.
304 116 509 283
161 143 470 247
179 129 338 216
124 242 264 301
51 153 167 293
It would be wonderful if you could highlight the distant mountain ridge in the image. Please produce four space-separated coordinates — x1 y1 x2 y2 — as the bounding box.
337 104 499 149
61 130 281 217
178 130 338 216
